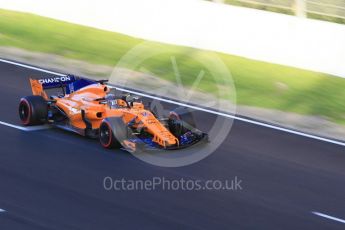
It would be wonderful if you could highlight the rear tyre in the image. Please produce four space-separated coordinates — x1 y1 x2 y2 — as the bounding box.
19 96 48 126
99 117 127 149
168 107 196 137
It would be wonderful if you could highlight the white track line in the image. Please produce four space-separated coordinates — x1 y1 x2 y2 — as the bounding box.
0 121 51 131
0 208 6 213
0 58 65 76
1 58 345 147
312 211 345 224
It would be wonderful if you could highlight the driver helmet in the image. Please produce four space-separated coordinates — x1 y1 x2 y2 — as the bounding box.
105 93 117 108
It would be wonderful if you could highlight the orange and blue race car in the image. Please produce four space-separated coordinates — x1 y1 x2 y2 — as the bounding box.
18 75 207 152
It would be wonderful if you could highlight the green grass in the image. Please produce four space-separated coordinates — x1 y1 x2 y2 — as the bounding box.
0 9 143 65
1 9 345 124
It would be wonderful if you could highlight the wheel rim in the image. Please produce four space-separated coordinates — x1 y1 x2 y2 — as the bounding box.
100 122 112 147
19 100 30 125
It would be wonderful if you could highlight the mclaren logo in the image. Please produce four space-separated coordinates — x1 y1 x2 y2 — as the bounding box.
39 76 72 84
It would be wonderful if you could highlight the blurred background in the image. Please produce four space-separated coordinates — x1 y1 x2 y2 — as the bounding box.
211 0 345 24
0 0 344 140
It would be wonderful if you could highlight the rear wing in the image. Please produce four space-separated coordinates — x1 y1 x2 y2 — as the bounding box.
29 75 102 98
38 75 77 89
29 74 76 99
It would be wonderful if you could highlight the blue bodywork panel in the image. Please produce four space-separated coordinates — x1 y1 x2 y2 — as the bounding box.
66 78 95 94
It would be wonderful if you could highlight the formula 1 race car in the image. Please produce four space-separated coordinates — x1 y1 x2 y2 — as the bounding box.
18 75 207 152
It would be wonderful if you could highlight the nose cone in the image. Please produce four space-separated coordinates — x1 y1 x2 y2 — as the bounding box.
163 133 179 147
165 138 177 146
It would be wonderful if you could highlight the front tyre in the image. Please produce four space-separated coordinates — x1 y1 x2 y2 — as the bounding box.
168 107 196 137
99 118 126 149
19 96 48 126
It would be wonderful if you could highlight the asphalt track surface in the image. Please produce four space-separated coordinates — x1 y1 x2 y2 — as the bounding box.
0 60 344 229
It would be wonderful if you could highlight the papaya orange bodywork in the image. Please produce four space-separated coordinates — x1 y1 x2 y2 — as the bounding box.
30 79 48 100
